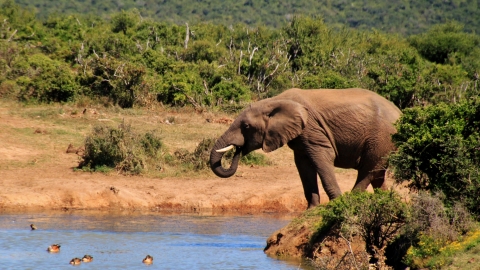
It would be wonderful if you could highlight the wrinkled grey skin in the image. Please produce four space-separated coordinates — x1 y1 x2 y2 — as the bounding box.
210 88 402 209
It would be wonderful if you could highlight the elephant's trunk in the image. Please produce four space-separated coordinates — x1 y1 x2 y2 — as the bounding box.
210 137 242 178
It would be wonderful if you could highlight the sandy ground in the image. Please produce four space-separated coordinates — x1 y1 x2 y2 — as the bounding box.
0 148 388 215
0 104 396 215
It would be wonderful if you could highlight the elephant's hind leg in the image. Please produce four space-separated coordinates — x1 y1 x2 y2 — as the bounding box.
353 138 390 191
353 165 387 191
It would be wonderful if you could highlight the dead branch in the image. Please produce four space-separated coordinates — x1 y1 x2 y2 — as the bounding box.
7 29 17 42
238 50 243 75
173 86 202 110
184 23 189 49
249 47 258 65
339 233 360 270
203 80 210 96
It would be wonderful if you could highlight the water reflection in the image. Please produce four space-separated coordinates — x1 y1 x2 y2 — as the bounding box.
0 210 310 269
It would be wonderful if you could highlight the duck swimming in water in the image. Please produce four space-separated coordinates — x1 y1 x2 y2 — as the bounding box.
142 255 153 264
69 258 81 265
82 254 93 262
47 244 61 253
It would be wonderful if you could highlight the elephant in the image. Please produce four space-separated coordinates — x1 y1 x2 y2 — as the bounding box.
209 88 402 209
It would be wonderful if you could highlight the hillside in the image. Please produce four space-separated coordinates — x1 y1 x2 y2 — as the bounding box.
14 0 480 35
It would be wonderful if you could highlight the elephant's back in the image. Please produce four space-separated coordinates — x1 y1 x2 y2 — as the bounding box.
278 88 401 123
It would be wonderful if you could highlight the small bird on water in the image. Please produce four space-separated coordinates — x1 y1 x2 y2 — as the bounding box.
69 258 81 265
142 255 153 264
47 244 61 253
82 254 93 262
30 224 37 230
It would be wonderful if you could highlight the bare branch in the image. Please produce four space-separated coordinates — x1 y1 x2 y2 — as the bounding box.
7 29 17 42
238 50 243 75
184 23 189 49
173 85 202 110
114 63 126 78
249 47 258 66
203 80 210 96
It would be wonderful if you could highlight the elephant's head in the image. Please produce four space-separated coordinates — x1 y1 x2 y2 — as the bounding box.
210 99 309 178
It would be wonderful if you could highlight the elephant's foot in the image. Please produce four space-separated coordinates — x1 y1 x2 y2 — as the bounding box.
306 193 320 209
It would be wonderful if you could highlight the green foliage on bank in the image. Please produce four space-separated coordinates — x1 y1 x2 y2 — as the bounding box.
307 190 477 269
13 0 480 35
390 97 480 215
386 96 480 267
314 190 408 267
1 1 479 110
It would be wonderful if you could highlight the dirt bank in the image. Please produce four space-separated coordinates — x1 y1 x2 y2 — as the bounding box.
0 150 365 213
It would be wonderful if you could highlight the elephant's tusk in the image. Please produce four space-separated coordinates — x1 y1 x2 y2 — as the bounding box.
216 145 235 153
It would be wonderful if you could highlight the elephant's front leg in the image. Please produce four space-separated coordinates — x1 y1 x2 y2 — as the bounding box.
309 149 342 201
294 151 320 209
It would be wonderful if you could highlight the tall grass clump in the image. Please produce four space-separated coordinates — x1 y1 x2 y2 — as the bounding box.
79 122 164 174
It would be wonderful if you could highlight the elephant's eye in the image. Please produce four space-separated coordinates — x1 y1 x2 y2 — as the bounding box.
243 123 250 129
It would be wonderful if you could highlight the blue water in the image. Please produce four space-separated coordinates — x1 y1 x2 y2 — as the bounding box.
0 211 309 269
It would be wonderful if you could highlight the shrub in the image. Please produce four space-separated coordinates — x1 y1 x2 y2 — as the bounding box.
389 98 480 214
174 137 215 171
400 192 476 269
211 80 251 104
315 190 408 267
239 151 272 166
17 54 79 103
79 122 164 174
408 22 480 64
111 9 140 35
79 56 146 108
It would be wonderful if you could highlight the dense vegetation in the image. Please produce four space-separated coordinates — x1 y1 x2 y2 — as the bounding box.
14 0 480 35
1 1 479 111
304 190 477 269
390 98 480 214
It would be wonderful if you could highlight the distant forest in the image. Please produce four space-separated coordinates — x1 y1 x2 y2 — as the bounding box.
14 0 480 35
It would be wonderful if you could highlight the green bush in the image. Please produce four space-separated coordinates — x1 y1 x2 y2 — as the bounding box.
174 137 215 171
211 80 251 104
111 10 140 35
79 57 146 108
17 54 79 103
389 98 480 214
79 122 164 174
315 190 408 267
239 151 272 166
408 22 480 64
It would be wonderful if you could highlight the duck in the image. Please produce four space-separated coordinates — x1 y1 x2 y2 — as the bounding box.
69 258 82 265
142 255 153 264
47 244 61 253
30 224 37 230
82 254 93 262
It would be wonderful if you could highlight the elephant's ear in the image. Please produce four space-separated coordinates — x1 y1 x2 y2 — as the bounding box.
263 100 308 152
